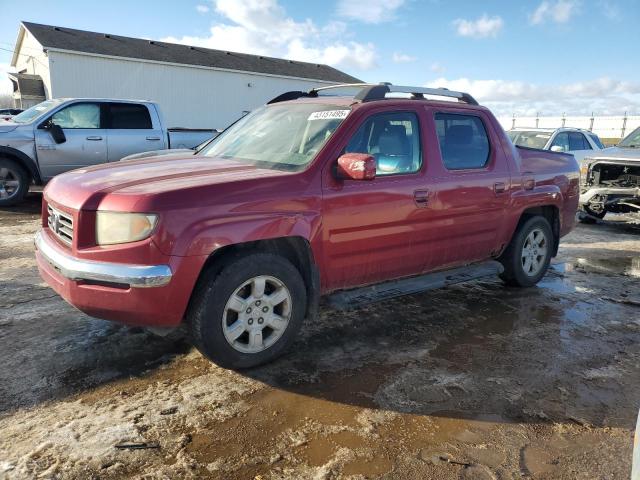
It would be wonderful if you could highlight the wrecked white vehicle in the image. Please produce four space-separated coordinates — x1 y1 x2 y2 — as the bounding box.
579 127 640 221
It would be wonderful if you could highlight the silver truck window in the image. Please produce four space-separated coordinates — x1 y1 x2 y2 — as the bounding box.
51 103 101 129
108 103 152 129
10 99 63 124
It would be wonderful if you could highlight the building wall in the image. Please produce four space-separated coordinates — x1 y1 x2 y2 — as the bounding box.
48 51 336 129
13 29 52 100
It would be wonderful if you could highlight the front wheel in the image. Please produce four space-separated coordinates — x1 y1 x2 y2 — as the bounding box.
188 253 307 369
0 158 29 207
499 216 553 287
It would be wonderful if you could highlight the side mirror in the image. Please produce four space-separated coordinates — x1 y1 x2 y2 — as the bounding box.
550 145 564 153
45 122 67 144
336 153 376 181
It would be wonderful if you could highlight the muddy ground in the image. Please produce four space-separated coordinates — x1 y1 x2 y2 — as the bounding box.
1 193 639 480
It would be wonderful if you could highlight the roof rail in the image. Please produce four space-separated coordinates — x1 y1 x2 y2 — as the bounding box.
267 83 479 105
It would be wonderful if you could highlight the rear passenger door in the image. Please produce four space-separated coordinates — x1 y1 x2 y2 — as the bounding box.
105 103 165 161
422 108 512 270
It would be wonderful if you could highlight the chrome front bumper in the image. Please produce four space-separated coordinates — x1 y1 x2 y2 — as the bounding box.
34 230 172 288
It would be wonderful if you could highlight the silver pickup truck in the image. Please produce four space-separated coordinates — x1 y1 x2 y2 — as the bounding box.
579 126 640 221
0 98 216 206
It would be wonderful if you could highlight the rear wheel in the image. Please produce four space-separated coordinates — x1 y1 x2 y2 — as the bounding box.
499 216 553 287
188 253 307 369
0 158 29 207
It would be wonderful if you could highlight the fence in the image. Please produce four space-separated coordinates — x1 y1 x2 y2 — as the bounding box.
497 114 640 141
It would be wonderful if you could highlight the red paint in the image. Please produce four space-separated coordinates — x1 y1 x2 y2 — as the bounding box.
37 97 580 327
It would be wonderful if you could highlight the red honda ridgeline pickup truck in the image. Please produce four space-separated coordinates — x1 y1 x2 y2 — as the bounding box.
35 84 580 368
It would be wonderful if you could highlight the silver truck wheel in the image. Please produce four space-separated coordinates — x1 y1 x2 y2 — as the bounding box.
222 275 292 354
0 159 29 207
521 228 548 277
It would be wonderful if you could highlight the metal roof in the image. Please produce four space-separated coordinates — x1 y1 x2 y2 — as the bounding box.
20 21 362 84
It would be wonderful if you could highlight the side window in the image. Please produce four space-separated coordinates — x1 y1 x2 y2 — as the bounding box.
434 113 490 170
569 132 591 150
108 103 152 129
550 132 570 152
51 103 101 129
345 112 421 176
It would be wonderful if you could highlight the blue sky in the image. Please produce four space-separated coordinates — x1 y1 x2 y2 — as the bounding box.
1 0 638 116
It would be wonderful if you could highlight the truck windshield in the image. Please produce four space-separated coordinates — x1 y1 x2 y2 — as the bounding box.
508 130 552 150
619 127 640 148
200 103 350 170
11 99 65 124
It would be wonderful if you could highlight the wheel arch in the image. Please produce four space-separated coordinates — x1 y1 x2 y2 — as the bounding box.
188 236 320 322
517 205 560 257
0 146 41 184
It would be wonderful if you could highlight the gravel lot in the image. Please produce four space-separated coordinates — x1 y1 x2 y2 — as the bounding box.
1 193 639 479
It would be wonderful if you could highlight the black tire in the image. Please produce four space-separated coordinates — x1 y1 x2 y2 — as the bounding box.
578 207 605 224
0 158 29 207
499 216 554 287
188 253 307 369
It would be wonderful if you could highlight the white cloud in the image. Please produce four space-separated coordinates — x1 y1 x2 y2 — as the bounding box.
430 62 445 74
337 0 405 24
453 14 503 39
392 52 416 63
163 0 377 70
425 76 640 116
530 0 580 25
195 4 210 13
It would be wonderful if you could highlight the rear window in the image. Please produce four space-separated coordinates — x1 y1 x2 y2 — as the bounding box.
108 103 152 129
435 113 490 170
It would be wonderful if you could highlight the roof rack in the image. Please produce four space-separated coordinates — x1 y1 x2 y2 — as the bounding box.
267 83 479 106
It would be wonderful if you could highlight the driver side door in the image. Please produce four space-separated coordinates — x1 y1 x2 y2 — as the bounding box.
35 102 107 180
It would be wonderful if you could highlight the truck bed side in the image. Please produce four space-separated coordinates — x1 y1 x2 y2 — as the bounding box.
510 145 580 238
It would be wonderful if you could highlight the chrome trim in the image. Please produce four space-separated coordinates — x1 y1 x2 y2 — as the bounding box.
35 230 172 288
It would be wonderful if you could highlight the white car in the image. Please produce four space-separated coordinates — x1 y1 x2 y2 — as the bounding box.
507 127 605 162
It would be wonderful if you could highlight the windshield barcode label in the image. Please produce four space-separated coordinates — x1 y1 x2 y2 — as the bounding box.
308 110 350 121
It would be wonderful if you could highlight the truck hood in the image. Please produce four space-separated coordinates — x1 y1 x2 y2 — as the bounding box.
45 154 294 210
585 146 640 162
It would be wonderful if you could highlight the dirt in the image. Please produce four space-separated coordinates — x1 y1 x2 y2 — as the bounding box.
1 193 639 479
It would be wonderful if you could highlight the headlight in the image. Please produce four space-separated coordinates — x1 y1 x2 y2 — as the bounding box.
96 212 158 245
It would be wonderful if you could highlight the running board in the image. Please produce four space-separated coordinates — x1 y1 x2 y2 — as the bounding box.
326 261 504 310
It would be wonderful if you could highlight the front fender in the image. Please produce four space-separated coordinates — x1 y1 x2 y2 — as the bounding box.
0 145 41 183
157 212 321 257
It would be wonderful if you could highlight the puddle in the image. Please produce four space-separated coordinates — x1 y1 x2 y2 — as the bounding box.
571 257 640 277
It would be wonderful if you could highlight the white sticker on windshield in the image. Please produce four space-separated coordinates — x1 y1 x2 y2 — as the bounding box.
308 110 350 121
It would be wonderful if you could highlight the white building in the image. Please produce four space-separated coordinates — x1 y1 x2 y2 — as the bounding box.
9 22 361 129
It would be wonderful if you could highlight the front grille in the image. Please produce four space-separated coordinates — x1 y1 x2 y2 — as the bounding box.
47 205 74 246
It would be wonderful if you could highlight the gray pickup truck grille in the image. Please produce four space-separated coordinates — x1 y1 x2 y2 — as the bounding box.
47 205 74 246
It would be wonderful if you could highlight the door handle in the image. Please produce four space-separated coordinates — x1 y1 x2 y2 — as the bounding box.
86 136 103 141
494 182 506 194
146 136 161 141
413 189 429 207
